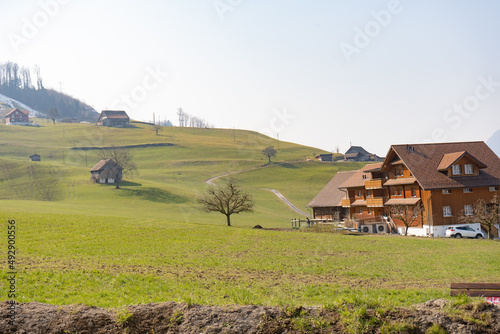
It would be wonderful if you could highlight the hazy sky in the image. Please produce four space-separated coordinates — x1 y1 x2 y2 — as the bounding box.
2 0 500 155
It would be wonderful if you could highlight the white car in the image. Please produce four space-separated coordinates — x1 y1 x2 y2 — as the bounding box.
445 226 484 239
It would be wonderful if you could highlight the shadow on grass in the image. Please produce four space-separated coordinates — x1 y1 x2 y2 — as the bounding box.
119 181 142 187
119 187 189 203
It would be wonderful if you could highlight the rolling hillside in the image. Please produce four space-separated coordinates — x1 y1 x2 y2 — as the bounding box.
1 121 499 313
0 120 350 227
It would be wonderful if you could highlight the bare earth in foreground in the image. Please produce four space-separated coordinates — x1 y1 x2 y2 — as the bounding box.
1 299 499 333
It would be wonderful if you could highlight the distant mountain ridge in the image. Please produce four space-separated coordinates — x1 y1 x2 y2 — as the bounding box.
0 61 99 122
487 129 500 157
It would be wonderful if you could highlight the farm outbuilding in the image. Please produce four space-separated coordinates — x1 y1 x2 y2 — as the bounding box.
90 159 122 184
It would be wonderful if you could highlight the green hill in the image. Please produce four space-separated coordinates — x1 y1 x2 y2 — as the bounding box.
0 120 350 226
1 121 498 311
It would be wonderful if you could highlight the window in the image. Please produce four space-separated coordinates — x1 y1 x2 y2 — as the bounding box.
396 167 403 177
464 164 474 175
443 206 452 217
412 188 417 197
442 189 451 194
452 164 461 175
357 190 363 198
463 188 472 193
358 208 363 214
368 208 372 215
464 205 473 216
490 187 498 192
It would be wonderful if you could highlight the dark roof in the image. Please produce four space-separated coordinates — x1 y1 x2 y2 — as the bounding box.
339 163 383 188
384 142 500 190
99 110 130 120
344 152 361 159
306 171 357 208
90 159 117 172
5 108 29 117
345 146 371 156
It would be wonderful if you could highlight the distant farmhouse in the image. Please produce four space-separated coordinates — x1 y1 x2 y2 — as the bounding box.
90 159 122 184
96 110 130 127
30 154 41 162
344 146 383 162
5 108 29 125
309 141 500 238
316 153 333 162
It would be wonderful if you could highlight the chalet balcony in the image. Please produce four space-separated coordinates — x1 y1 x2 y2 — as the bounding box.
341 198 352 207
366 197 385 207
365 179 384 189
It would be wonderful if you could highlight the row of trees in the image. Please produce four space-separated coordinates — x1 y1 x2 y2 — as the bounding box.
177 107 213 128
0 62 98 122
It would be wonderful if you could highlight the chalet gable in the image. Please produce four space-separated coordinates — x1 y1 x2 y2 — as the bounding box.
437 151 487 177
384 142 500 190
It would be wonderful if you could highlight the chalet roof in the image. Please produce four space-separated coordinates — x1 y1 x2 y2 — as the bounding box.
384 198 421 206
306 171 356 208
5 108 29 117
339 163 382 188
351 199 367 206
99 110 130 120
384 142 500 190
436 151 487 171
345 146 371 156
90 159 118 172
383 177 417 186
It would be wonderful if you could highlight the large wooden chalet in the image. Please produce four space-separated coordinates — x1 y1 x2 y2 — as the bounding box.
310 141 500 237
4 108 29 125
96 110 130 127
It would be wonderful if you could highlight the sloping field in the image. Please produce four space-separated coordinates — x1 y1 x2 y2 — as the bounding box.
0 121 499 312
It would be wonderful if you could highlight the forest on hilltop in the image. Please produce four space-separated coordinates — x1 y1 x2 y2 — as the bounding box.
0 62 98 122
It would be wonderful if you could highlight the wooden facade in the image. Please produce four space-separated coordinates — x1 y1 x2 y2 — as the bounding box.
337 142 500 237
96 110 130 127
5 108 29 125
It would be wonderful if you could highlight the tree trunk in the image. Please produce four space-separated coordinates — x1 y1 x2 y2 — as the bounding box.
226 215 231 226
405 225 409 236
115 180 120 189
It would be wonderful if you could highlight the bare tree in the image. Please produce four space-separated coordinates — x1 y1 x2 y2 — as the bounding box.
197 180 254 226
262 146 277 163
98 147 137 189
389 203 424 236
458 195 499 239
151 123 162 136
47 107 59 125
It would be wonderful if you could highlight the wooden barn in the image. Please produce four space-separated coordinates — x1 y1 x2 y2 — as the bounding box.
90 159 122 184
96 110 130 127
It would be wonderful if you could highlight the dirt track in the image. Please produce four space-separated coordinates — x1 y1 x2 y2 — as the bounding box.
1 299 499 333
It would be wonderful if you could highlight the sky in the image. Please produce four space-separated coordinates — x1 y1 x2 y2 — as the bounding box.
1 0 500 156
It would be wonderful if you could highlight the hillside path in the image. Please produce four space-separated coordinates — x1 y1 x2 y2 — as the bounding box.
205 165 311 218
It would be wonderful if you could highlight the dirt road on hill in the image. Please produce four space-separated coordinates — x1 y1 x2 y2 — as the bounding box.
205 165 311 218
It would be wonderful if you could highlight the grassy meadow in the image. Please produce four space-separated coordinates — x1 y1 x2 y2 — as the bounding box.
1 120 499 309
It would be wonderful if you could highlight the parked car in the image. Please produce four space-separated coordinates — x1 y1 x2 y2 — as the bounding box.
445 226 484 239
